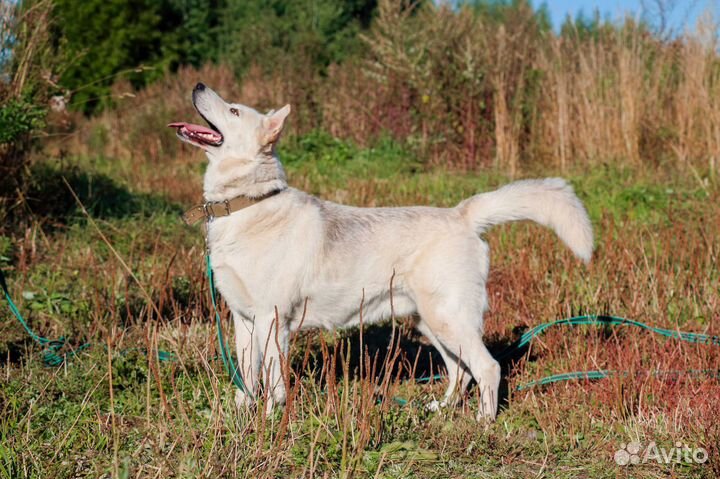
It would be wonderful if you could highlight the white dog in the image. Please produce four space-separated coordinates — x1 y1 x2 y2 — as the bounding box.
169 83 593 421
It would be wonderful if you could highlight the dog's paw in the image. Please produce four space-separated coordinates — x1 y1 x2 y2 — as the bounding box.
235 389 254 409
264 397 288 417
475 410 496 425
425 399 447 412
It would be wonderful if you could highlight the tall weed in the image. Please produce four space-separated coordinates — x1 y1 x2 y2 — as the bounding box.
54 1 720 177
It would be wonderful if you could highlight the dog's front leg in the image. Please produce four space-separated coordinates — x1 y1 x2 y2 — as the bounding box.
255 311 289 414
233 312 260 408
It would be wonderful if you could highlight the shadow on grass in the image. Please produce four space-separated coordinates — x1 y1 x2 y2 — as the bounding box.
296 320 537 413
0 338 35 366
0 163 186 361
5 162 181 229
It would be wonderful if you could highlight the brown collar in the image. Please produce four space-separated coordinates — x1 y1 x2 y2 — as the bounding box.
182 189 283 225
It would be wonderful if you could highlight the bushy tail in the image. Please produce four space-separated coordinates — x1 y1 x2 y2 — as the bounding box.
457 178 593 263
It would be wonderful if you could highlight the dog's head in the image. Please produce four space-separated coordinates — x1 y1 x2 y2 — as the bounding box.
168 83 290 163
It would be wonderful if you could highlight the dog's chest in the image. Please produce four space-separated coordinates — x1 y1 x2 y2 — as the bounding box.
206 205 320 315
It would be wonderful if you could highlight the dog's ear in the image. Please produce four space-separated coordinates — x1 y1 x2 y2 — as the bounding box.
261 104 291 147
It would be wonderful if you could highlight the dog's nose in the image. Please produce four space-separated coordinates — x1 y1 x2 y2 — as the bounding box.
194 82 205 92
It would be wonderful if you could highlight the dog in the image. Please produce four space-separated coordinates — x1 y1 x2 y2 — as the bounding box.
169 83 593 421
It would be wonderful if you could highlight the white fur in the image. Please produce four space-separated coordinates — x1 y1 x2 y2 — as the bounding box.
179 85 594 421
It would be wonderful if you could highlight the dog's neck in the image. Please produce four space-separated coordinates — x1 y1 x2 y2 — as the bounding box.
203 153 288 202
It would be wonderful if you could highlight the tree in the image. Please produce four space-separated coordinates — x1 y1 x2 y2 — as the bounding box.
49 0 377 113
52 0 223 113
218 0 377 76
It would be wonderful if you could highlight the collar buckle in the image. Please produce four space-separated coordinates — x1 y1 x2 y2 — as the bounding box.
203 202 215 221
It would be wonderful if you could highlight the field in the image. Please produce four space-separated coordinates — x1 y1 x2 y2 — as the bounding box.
1 123 719 477
2 0 720 477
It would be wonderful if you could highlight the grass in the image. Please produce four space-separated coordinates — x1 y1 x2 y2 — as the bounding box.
1 132 719 478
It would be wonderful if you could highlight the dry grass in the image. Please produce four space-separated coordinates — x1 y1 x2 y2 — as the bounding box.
2 4 719 475
1 135 718 476
51 4 720 179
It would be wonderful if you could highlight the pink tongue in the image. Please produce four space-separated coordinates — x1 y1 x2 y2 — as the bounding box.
167 122 217 135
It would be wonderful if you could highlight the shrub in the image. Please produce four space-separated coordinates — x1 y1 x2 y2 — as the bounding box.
0 0 56 228
55 1 720 177
51 0 227 114
0 98 46 145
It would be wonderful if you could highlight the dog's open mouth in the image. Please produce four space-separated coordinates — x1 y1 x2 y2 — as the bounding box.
167 118 223 147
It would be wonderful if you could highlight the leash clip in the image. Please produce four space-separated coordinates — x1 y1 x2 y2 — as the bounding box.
204 221 211 255
203 201 215 221
203 202 215 255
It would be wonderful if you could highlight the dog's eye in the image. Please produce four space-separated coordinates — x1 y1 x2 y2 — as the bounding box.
229 108 239 116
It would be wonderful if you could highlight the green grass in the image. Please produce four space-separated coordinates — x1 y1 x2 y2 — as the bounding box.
1 133 719 478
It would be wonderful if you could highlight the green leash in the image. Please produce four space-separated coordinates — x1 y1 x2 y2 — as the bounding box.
0 260 246 394
206 255 251 395
515 368 720 390
0 267 176 365
496 314 720 361
410 315 720 392
0 267 91 366
500 314 720 391
2 265 719 397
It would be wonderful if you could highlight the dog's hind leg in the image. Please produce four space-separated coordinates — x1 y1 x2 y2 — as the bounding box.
428 325 500 420
416 298 500 421
453 332 500 421
415 319 472 411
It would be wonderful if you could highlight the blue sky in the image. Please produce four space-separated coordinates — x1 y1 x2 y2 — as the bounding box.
542 0 719 32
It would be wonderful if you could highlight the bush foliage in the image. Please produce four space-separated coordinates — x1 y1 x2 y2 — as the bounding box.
4 0 720 178
51 0 377 113
1 0 56 223
54 0 720 176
